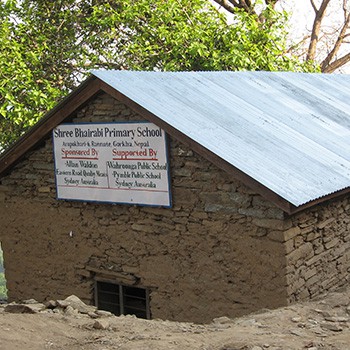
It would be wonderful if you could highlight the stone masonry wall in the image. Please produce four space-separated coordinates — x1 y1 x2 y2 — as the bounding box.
0 92 349 322
285 198 350 303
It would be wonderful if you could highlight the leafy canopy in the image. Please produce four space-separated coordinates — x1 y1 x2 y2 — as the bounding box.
0 0 318 150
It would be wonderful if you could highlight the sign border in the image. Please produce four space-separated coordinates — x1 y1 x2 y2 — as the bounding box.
52 121 172 208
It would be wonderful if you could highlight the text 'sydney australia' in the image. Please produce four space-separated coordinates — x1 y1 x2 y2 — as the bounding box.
52 122 171 207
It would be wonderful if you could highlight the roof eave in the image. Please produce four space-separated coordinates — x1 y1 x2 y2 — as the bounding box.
287 187 350 215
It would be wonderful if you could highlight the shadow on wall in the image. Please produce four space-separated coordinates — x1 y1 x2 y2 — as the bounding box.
0 243 7 301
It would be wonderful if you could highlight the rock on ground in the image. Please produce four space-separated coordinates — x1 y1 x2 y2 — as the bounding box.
2 289 350 349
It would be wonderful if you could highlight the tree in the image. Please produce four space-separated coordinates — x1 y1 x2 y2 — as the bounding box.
0 0 316 151
0 0 118 148
304 0 350 73
212 0 350 73
0 4 63 147
91 0 317 72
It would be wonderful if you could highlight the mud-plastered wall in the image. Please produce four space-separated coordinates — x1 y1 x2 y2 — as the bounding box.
0 92 301 322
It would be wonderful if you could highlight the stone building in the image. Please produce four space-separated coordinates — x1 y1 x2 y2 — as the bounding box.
0 71 350 323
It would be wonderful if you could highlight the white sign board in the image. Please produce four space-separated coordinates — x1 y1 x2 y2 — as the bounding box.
52 122 171 207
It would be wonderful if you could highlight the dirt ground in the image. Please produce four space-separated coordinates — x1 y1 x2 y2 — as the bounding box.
2 288 350 350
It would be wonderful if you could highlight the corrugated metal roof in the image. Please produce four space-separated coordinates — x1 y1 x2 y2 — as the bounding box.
92 70 350 207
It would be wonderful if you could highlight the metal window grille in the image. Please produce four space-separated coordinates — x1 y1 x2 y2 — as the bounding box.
95 280 150 319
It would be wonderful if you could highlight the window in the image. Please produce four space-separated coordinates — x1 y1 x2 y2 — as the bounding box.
95 280 150 319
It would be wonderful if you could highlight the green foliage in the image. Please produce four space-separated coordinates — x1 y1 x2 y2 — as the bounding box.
0 0 119 148
0 2 68 146
0 247 6 299
91 0 318 72
0 0 318 150
0 275 6 299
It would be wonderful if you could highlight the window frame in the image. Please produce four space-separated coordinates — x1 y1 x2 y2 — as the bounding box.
94 278 151 319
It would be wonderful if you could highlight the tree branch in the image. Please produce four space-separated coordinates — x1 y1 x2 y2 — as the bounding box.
343 0 348 20
306 0 332 61
310 0 318 13
286 34 311 54
265 0 279 8
212 0 279 16
323 52 350 73
240 0 252 12
212 0 236 14
212 0 263 14
321 11 350 71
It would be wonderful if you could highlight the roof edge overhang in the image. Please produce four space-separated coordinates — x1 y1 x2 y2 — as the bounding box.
0 74 347 215
287 186 350 215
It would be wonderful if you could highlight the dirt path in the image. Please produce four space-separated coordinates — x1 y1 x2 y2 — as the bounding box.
2 288 350 349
